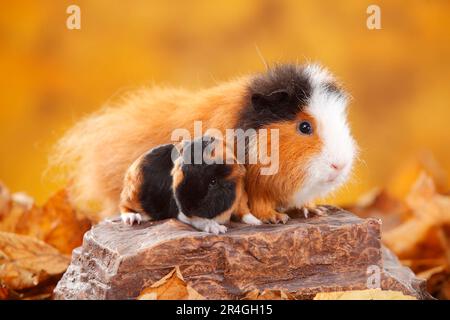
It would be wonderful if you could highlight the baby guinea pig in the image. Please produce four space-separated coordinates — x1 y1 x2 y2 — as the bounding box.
119 136 262 234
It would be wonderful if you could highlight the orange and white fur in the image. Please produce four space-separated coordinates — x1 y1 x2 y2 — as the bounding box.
52 63 357 223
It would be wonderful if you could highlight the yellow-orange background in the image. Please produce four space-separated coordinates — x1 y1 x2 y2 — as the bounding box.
0 0 449 205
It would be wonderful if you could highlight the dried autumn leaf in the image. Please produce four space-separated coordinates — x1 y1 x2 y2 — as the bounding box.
387 152 448 199
314 288 416 300
417 265 447 280
0 231 70 290
22 292 53 300
0 187 92 254
0 189 92 255
383 173 450 259
401 258 448 274
0 202 40 234
137 267 204 300
347 188 411 231
242 289 293 300
19 282 57 300
0 183 31 233
406 172 450 223
0 281 55 300
424 268 450 300
0 283 8 300
384 220 437 258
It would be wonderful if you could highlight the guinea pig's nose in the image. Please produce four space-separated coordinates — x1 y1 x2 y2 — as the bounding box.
330 163 345 171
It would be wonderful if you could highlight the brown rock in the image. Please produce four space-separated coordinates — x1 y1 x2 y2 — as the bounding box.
53 208 431 299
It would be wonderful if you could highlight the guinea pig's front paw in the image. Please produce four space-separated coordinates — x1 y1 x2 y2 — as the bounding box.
300 205 328 218
241 213 263 225
201 220 228 235
121 212 142 225
260 211 289 224
178 213 228 234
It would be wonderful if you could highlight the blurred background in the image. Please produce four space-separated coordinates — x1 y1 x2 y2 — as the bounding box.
0 0 449 205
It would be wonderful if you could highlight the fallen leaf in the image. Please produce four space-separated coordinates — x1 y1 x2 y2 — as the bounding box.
417 265 447 280
0 202 40 234
18 282 57 300
401 258 448 274
242 289 293 300
383 173 450 259
383 220 443 259
0 283 8 300
406 172 450 223
0 183 30 233
387 152 448 199
0 189 92 254
137 267 204 300
0 231 70 290
314 288 416 300
36 189 92 254
0 184 92 299
347 188 411 231
423 267 450 300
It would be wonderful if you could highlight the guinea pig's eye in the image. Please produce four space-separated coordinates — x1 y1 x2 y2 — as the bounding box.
298 121 313 135
209 177 217 187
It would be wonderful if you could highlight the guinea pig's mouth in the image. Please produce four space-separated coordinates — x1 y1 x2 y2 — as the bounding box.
181 204 198 214
181 201 207 215
325 172 340 183
324 169 349 184
325 173 340 183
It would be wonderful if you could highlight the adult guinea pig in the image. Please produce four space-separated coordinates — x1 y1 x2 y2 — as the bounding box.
53 63 357 223
119 136 261 234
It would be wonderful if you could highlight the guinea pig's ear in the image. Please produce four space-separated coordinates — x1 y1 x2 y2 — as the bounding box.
251 89 289 113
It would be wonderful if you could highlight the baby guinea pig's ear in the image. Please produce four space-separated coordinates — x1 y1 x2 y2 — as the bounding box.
251 89 289 113
174 139 190 155
202 134 222 163
171 142 184 166
202 132 236 164
203 135 216 146
204 130 238 164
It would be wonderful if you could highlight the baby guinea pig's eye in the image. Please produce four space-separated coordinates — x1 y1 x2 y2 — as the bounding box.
209 177 217 187
298 121 313 135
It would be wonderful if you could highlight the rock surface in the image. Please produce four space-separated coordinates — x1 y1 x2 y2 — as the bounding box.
54 208 431 299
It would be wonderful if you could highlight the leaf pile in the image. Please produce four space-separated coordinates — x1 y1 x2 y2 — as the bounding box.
136 267 417 300
347 167 450 299
0 183 92 299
